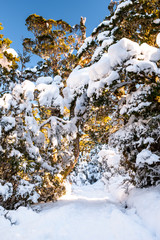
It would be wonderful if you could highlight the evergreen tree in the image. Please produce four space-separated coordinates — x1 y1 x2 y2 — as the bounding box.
18 47 31 81
0 76 77 209
23 14 86 79
0 1 160 210
67 0 160 187
78 0 160 63
0 23 19 96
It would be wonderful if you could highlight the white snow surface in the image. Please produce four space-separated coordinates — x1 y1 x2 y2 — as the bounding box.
0 181 159 240
36 76 54 85
0 182 13 201
156 33 160 47
136 149 160 165
6 48 18 58
66 38 160 101
98 149 120 168
96 20 110 29
114 0 132 16
119 85 151 115
77 37 93 55
154 19 160 24
0 48 18 68
1 116 15 131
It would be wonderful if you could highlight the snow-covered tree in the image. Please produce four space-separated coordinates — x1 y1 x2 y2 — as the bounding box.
0 75 79 209
0 52 91 209
71 36 160 187
0 1 160 210
0 23 19 96
78 0 160 64
23 14 86 79
73 0 160 187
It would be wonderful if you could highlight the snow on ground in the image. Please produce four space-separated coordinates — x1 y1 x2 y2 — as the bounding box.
0 181 160 240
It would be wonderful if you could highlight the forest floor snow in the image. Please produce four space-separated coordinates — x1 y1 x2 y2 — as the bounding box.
0 180 160 240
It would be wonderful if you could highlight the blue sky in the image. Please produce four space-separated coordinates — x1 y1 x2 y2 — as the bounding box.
0 0 110 67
